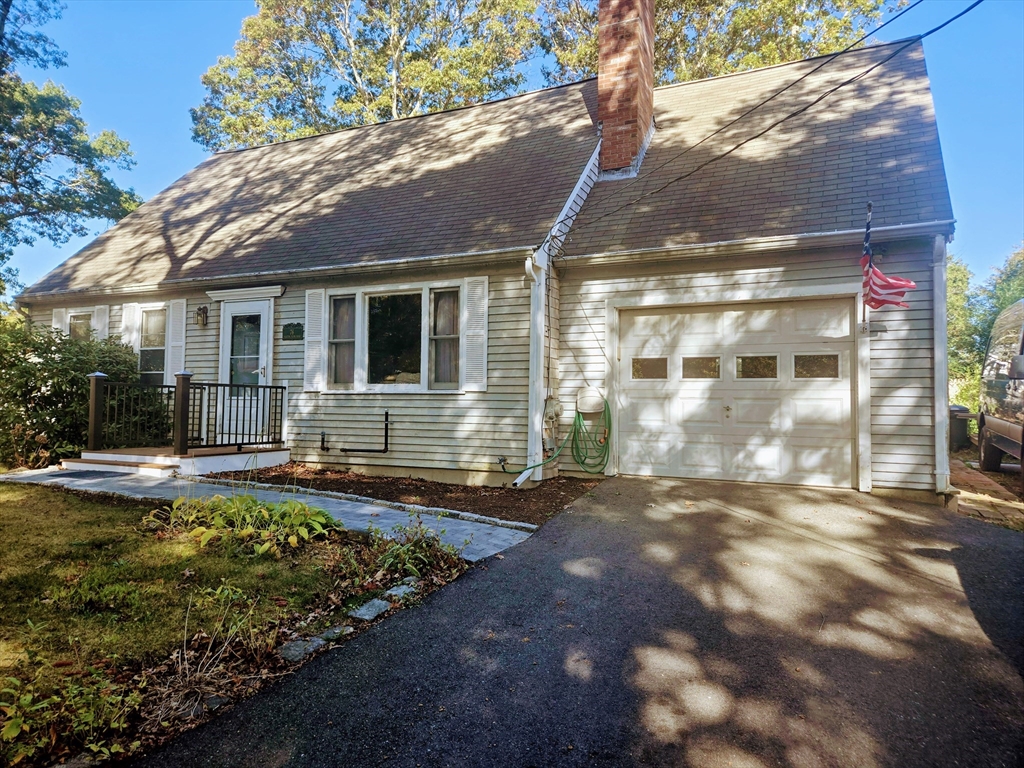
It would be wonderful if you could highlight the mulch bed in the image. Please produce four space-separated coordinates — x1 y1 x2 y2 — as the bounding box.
207 462 602 527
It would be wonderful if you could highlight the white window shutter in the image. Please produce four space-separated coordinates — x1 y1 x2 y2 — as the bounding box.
165 299 187 383
121 303 141 351
92 305 109 340
51 308 67 333
463 277 488 392
304 289 326 392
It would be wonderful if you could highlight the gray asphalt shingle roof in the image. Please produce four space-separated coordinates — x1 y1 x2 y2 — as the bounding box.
22 39 951 298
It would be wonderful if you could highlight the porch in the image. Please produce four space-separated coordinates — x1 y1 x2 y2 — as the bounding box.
64 372 291 476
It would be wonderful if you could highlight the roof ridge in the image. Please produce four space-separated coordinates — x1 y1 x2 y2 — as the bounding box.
217 78 595 156
652 37 921 92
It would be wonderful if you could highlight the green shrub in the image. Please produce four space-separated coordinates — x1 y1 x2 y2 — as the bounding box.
0 314 138 467
146 494 340 558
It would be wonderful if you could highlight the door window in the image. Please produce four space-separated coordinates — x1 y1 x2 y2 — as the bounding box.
631 357 668 379
229 314 261 387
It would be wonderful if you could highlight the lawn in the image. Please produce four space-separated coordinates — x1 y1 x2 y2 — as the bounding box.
0 482 464 765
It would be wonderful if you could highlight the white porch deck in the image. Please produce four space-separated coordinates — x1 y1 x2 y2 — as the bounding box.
62 446 291 477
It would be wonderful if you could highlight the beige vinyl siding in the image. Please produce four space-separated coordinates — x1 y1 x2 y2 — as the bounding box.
557 239 937 491
282 270 531 475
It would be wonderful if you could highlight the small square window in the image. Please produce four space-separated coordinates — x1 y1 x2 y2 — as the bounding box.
736 355 777 379
631 357 668 379
682 356 720 379
68 313 92 341
795 354 840 379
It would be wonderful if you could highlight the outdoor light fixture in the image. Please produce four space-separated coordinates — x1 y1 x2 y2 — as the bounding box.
193 305 209 327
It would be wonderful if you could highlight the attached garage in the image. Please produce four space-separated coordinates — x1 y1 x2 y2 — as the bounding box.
617 299 856 488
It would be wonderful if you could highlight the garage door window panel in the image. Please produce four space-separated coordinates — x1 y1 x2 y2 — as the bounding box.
632 357 668 380
736 355 778 380
794 353 840 379
682 356 720 379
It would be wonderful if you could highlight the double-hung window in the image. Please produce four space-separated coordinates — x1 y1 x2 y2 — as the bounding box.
429 289 459 389
139 308 167 386
329 296 356 387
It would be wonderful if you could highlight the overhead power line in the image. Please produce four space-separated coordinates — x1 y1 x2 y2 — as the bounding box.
546 0 985 259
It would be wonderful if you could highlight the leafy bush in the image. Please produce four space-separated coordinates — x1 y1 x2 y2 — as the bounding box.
0 314 138 467
1 667 142 765
338 517 465 587
146 494 340 557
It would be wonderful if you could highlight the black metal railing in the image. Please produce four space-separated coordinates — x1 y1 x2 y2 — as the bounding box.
87 372 285 454
188 382 285 450
101 381 175 449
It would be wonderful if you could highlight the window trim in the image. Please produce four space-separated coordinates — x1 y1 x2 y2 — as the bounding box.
325 278 467 394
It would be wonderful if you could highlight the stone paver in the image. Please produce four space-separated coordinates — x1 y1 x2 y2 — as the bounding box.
950 459 1024 528
278 638 326 663
348 599 391 621
0 468 531 561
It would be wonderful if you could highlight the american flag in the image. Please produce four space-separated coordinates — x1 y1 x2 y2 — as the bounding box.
860 202 915 309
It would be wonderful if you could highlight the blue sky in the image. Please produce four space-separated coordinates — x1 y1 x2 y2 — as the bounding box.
7 0 1023 294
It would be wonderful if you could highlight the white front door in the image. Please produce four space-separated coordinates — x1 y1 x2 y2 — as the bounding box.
217 300 273 444
618 299 855 488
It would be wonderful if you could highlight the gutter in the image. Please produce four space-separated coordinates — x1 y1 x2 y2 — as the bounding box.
557 220 957 269
16 245 535 305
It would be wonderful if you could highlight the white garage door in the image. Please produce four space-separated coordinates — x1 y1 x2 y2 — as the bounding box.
618 299 855 488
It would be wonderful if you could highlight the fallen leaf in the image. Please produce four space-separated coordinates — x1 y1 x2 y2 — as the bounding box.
494 554 504 560
741 562 750 566
684 501 695 508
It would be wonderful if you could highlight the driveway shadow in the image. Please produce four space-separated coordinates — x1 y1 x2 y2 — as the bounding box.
139 477 1024 768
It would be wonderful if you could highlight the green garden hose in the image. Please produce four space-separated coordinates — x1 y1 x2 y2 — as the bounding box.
500 398 611 476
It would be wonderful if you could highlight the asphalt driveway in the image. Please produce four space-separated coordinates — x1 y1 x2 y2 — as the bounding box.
140 477 1024 768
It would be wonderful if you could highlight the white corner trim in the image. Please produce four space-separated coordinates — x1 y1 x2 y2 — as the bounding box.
933 235 951 493
207 285 285 302
598 119 656 181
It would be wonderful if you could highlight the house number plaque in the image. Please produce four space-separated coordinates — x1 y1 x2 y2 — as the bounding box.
282 323 304 341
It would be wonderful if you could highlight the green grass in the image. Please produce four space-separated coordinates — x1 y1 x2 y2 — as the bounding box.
0 482 335 677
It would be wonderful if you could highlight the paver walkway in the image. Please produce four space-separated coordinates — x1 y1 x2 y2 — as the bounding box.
950 458 1024 529
138 475 1023 768
0 468 531 561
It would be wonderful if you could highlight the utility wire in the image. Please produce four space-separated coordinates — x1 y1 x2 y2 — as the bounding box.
545 0 985 259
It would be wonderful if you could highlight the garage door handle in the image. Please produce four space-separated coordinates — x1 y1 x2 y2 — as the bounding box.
724 405 731 417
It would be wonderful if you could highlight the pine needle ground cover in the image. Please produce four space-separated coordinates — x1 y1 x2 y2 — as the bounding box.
0 482 465 765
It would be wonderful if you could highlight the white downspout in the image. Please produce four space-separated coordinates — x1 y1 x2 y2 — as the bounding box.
933 234 951 493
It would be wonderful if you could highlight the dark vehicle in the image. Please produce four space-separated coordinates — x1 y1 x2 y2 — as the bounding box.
979 299 1024 473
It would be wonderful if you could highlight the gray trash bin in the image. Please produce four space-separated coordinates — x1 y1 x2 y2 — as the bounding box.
949 404 970 451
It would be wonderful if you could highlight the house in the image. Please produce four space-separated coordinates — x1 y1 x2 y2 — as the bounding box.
16 0 955 502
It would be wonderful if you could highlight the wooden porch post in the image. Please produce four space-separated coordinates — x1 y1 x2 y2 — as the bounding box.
86 372 108 451
173 371 193 457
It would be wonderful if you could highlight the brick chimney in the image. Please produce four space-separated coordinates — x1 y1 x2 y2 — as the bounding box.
598 0 655 174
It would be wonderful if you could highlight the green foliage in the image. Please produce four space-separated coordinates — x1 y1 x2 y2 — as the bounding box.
1 667 142 766
191 0 540 151
539 0 901 86
946 246 1024 412
0 0 141 294
146 494 341 558
0 315 138 467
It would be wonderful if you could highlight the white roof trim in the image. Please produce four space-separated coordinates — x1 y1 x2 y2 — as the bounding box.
206 285 285 302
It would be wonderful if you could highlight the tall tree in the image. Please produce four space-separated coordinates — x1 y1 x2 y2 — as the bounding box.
540 0 901 85
0 0 140 298
975 243 1024 352
191 0 540 151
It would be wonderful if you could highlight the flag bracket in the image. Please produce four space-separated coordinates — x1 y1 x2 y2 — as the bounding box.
859 321 888 336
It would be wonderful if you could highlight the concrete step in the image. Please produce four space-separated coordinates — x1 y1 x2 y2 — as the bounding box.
61 458 177 478
80 451 181 466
